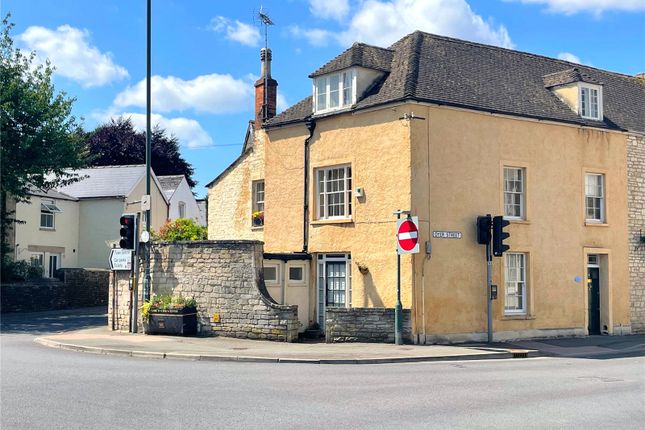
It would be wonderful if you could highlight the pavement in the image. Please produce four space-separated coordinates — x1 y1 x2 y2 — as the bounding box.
6 307 645 364
33 326 537 364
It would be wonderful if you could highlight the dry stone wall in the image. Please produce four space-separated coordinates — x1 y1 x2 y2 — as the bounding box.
109 240 300 341
325 308 412 343
2 268 109 313
628 134 645 333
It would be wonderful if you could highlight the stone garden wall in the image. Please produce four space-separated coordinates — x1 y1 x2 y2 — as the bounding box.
109 240 300 342
1 268 109 313
325 308 412 343
628 134 645 333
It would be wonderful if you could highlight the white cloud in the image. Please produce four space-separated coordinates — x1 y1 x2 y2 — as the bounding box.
557 52 593 66
118 112 213 149
295 0 513 49
557 52 582 63
113 74 254 114
209 16 261 47
17 25 128 87
309 0 350 21
509 0 645 15
289 26 336 47
277 93 289 113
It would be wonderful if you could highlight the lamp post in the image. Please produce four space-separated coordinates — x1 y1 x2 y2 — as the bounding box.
143 0 152 303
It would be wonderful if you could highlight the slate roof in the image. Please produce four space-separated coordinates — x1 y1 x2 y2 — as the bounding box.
542 67 602 88
267 31 645 133
157 175 185 200
309 42 394 77
28 188 78 201
54 165 165 201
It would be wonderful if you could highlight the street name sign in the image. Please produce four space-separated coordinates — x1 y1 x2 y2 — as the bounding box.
397 216 420 254
432 230 462 239
109 249 132 271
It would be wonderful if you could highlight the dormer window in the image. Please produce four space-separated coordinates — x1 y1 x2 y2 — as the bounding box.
313 69 356 114
543 68 604 122
580 84 602 120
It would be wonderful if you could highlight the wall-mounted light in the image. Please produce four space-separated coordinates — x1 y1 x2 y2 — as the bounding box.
354 187 364 198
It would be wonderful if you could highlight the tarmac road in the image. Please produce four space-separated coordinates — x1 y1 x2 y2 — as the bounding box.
1 308 644 429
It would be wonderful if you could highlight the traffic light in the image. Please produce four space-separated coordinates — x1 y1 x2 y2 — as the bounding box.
476 215 492 245
492 216 510 256
119 214 136 249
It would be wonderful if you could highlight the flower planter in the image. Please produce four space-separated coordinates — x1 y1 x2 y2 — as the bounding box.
145 307 197 336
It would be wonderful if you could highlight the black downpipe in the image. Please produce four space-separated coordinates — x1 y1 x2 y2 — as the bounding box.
303 117 316 253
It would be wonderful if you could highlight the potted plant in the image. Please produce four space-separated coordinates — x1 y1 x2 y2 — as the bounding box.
141 294 198 336
252 211 264 227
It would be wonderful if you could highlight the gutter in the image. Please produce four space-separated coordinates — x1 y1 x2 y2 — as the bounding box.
302 116 316 253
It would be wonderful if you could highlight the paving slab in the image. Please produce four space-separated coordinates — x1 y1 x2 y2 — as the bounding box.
34 327 536 364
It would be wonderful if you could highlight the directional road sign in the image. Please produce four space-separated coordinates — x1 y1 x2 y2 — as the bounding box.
109 248 133 271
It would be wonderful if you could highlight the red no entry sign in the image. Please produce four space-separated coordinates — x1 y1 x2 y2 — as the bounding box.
397 216 420 254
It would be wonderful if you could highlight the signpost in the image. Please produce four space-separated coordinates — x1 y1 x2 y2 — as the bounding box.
109 248 133 271
394 211 419 345
397 217 420 254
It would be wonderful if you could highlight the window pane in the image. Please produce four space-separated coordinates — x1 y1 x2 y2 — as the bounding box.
289 267 303 281
329 74 339 108
316 78 327 110
581 87 588 116
342 72 352 106
585 174 604 221
590 89 599 118
503 167 524 218
316 166 352 219
505 253 526 313
263 267 277 282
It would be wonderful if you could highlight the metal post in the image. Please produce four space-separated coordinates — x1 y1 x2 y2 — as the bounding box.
395 211 403 345
131 249 138 333
486 215 493 343
143 0 152 303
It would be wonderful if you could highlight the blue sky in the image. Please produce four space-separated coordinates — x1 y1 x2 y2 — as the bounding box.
5 0 645 197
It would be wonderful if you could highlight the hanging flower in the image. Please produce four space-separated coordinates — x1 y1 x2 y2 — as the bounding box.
252 211 264 226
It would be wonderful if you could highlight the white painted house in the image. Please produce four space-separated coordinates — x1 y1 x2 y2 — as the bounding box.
12 165 169 273
157 175 203 225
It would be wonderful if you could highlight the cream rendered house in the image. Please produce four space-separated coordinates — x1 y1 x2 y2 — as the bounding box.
13 189 80 277
158 175 202 224
12 165 169 271
208 32 645 341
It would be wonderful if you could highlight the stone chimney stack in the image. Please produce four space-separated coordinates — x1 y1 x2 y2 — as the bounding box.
254 48 278 130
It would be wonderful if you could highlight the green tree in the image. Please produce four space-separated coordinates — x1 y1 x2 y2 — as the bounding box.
85 117 197 188
0 15 87 267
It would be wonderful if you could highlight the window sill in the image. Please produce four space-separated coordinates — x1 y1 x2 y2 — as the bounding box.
310 218 353 226
39 227 55 231
251 226 264 231
313 106 353 117
584 222 608 227
502 314 535 321
508 219 530 225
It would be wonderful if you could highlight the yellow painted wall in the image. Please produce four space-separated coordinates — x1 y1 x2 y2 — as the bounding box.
264 108 416 318
208 133 265 241
207 100 631 341
410 105 630 340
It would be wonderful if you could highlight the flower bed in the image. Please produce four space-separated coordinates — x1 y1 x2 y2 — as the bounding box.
141 295 197 336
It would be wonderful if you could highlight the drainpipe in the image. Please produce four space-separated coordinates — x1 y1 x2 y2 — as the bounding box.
302 117 316 253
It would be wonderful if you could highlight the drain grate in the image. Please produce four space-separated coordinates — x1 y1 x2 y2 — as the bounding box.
512 351 529 358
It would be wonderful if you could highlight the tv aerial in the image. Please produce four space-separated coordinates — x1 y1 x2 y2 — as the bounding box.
254 5 275 49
